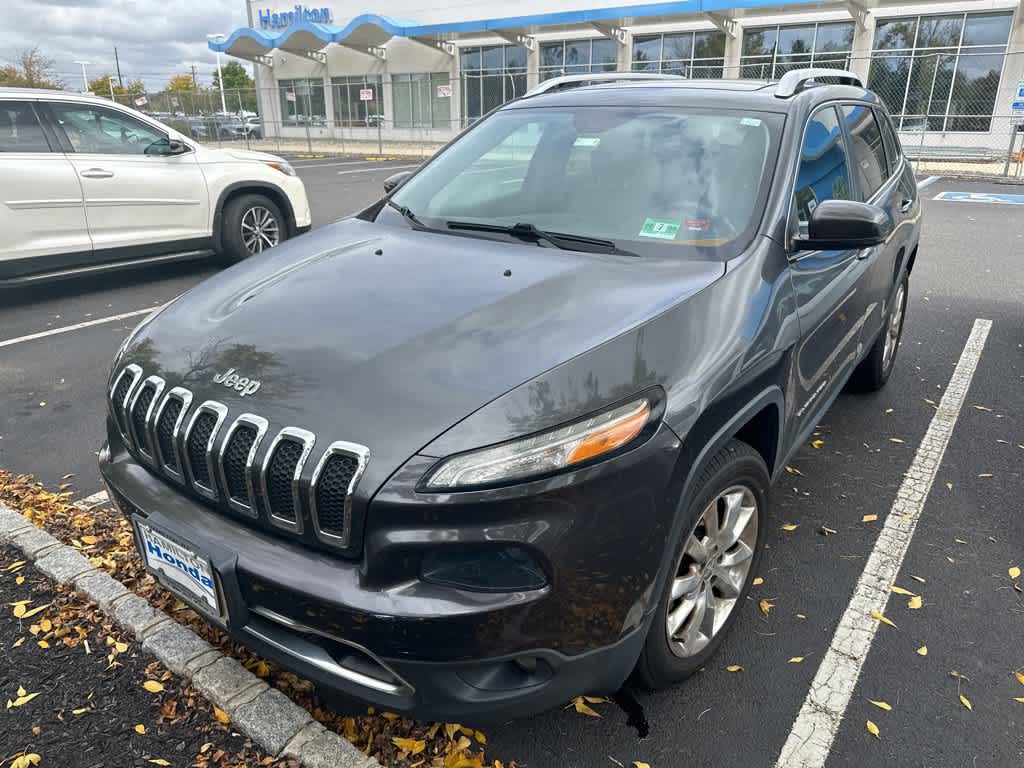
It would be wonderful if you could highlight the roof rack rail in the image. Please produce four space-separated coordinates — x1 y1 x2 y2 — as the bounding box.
774 68 863 98
524 72 686 97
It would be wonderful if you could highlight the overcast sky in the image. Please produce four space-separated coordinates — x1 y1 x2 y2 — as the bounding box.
1 0 253 90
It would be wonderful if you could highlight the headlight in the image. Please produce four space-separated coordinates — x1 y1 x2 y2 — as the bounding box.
422 398 652 490
265 161 296 176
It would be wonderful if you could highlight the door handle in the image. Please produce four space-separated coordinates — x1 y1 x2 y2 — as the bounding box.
81 168 114 179
899 197 914 213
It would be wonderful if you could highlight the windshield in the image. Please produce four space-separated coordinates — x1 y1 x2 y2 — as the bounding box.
387 104 781 259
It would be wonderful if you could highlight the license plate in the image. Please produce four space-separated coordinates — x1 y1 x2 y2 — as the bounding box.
135 520 220 615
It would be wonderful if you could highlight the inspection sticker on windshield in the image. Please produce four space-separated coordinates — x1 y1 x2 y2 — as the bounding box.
574 136 601 147
639 218 681 240
740 117 762 127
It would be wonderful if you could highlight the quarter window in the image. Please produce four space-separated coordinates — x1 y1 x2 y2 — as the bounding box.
842 105 889 199
49 103 167 155
794 106 852 233
877 108 901 175
0 101 50 152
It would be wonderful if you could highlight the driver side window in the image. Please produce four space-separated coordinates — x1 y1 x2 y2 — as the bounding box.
50 102 167 156
794 106 852 237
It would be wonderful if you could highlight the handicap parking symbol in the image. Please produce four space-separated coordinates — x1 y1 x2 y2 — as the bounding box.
933 191 1024 205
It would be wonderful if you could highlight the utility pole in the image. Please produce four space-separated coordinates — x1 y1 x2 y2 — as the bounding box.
190 63 199 89
114 46 123 87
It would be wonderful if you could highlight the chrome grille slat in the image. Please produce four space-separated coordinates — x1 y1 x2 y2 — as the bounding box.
109 365 366 554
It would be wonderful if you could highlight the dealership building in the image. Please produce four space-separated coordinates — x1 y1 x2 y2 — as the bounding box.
210 0 1024 146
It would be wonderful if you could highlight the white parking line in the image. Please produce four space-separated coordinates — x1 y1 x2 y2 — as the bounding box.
0 308 155 350
292 159 413 169
337 164 420 176
917 175 941 190
775 317 992 768
75 490 110 509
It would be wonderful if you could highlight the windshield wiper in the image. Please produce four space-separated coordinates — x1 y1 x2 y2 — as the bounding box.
386 198 426 229
446 220 637 257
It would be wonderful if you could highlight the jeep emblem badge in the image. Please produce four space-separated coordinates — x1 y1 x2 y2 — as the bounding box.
212 367 261 397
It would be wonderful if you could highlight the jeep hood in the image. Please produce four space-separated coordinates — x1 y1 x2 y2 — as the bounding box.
123 218 723 488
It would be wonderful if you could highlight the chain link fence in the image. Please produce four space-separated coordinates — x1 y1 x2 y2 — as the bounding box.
107 49 1024 178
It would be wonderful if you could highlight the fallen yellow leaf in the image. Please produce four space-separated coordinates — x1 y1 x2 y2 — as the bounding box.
796 613 806 620
911 575 926 583
114 641 129 654
978 473 993 478
1009 566 1021 580
781 523 799 532
1014 697 1024 703
889 438 905 444
871 610 897 628
213 706 230 724
634 763 651 768
19 604 50 620
572 696 601 717
11 755 42 768
759 599 774 617
147 760 171 767
15 575 24 585
73 707 89 715
884 407 894 413
37 641 49 649
475 731 486 745
752 577 764 586
917 646 928 656
6 691 40 709
890 586 916 596
866 720 880 738
960 694 972 711
1013 671 1024 686
135 724 146 734
392 737 426 755
142 680 164 694
726 664 744 673
907 595 923 610
862 514 878 523
788 656 804 664
38 618 51 633
784 466 803 476
868 699 892 711
811 439 824 449
945 482 953 491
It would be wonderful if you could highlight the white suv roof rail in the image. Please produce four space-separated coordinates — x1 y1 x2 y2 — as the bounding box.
774 68 863 98
524 72 687 97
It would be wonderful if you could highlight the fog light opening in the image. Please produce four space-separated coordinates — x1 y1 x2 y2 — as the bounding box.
420 546 547 593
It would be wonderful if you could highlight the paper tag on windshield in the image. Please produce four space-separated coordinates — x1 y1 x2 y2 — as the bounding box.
574 136 601 147
740 117 762 127
639 218 681 240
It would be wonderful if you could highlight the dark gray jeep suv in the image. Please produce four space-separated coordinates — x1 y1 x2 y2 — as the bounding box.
99 69 920 721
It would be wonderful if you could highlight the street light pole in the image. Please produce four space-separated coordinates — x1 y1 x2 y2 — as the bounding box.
207 35 228 114
73 60 91 92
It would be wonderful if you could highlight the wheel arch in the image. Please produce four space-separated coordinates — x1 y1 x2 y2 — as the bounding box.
212 182 297 254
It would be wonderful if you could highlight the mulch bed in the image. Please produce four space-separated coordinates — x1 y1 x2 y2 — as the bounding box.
0 544 299 768
0 472 511 768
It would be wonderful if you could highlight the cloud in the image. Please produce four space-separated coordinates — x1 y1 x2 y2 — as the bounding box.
0 0 250 90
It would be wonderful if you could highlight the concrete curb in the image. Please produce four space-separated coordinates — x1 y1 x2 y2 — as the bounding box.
0 500 380 768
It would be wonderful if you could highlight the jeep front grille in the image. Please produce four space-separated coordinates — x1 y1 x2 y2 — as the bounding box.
107 365 367 554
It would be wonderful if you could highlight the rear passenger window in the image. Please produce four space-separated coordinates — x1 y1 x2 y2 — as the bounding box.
877 109 901 176
841 105 888 199
0 101 51 153
794 106 851 235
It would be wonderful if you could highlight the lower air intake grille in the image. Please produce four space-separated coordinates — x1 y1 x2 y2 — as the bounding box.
187 412 217 487
156 398 182 471
314 454 359 538
130 384 156 453
266 439 303 521
223 426 257 503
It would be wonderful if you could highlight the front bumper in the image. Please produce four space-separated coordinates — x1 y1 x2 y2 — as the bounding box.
100 420 680 721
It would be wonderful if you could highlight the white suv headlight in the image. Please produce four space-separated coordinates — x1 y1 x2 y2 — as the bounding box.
422 398 652 491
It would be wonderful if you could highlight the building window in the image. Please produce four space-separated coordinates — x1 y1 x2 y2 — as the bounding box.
392 73 451 129
278 78 326 126
868 12 1013 132
330 75 383 127
631 31 726 78
539 38 620 80
740 22 855 79
460 45 528 125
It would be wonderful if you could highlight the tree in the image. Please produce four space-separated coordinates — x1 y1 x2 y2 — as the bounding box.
166 73 197 92
88 74 145 98
211 60 253 91
0 46 63 89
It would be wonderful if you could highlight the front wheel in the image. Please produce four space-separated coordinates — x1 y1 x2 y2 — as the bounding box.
634 439 768 688
848 270 908 392
219 193 286 265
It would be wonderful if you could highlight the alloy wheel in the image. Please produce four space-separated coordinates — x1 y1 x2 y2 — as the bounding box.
882 283 906 371
240 206 281 254
666 484 759 658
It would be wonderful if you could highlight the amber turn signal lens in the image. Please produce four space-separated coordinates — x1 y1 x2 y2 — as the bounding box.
566 401 650 465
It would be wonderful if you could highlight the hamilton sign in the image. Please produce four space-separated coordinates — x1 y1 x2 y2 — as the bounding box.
257 5 333 29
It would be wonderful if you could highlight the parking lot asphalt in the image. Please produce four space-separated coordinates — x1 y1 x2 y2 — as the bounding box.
2 170 1022 768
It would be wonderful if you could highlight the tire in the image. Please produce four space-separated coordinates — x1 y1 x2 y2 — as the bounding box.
847 270 908 393
634 439 769 688
219 193 286 265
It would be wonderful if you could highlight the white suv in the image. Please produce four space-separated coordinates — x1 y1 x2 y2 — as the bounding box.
0 88 311 286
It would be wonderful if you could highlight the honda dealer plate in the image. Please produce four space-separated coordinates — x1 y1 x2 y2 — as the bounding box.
135 520 220 615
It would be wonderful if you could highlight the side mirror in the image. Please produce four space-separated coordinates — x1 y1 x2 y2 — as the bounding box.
167 139 188 155
793 199 892 251
383 170 413 194
145 138 189 157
